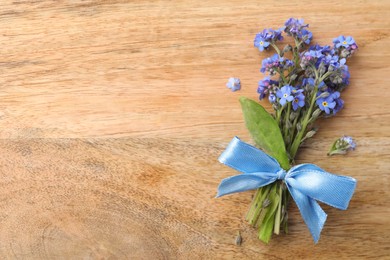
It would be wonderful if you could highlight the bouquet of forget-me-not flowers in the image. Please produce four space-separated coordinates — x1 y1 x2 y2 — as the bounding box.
220 18 358 244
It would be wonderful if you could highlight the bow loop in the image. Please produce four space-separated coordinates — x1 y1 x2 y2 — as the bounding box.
286 164 357 210
217 137 357 243
218 137 281 174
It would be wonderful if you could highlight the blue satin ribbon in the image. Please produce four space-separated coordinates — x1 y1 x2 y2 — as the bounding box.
217 137 357 243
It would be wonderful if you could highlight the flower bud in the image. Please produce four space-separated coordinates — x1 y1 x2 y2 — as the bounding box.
235 231 242 246
289 111 298 121
285 119 292 129
305 130 316 139
283 44 293 53
312 108 322 118
318 62 326 75
262 198 271 208
296 122 302 132
317 92 330 99
328 136 356 156
289 74 298 82
268 93 276 104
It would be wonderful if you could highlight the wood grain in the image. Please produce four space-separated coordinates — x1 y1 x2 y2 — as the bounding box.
0 0 389 259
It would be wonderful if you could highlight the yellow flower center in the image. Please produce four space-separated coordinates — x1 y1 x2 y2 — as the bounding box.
294 98 298 103
322 101 328 107
342 41 347 44
283 94 288 98
260 41 264 45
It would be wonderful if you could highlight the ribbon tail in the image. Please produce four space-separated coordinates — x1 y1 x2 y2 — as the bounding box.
287 184 327 243
216 172 276 198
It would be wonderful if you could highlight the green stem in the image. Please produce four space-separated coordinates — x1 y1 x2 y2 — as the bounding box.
288 65 329 158
282 187 289 233
274 183 283 234
294 38 302 49
246 188 262 221
288 108 301 152
289 69 334 157
280 73 288 85
256 207 268 228
270 43 281 57
293 38 302 66
283 103 291 139
319 71 332 83
289 75 319 158
276 105 284 127
276 68 288 85
289 92 317 158
327 150 346 156
247 186 271 226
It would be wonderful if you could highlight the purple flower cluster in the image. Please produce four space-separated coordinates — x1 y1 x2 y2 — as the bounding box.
284 18 313 44
292 92 305 110
276 85 305 110
252 18 357 118
260 54 284 74
260 54 294 75
254 28 283 52
300 44 347 71
327 64 350 91
309 44 333 55
298 42 354 93
257 77 278 100
333 36 358 58
302 77 325 89
300 49 323 69
316 90 343 115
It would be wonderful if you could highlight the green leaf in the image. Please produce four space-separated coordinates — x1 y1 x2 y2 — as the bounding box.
240 97 290 170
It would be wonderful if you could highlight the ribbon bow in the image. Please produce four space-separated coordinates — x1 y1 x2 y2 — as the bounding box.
217 137 357 243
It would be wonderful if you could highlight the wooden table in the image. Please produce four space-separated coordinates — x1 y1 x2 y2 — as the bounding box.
0 1 389 259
